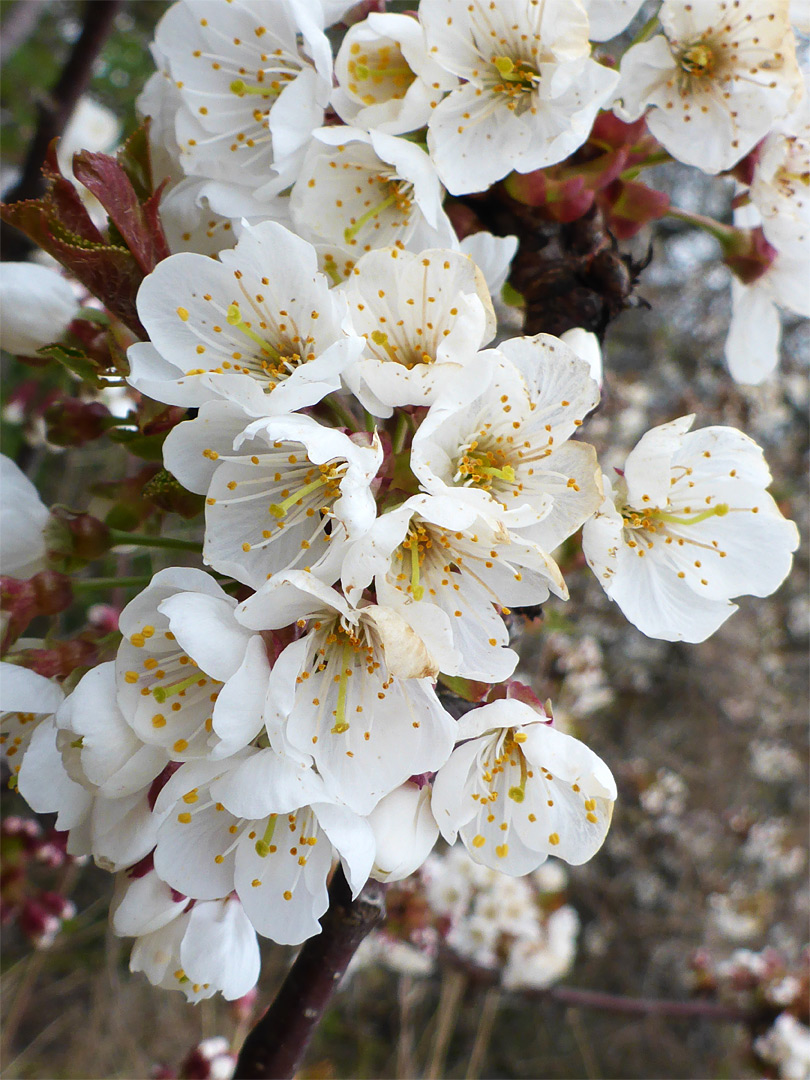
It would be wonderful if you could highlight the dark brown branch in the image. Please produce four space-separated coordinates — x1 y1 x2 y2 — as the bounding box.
1 0 123 260
234 869 387 1080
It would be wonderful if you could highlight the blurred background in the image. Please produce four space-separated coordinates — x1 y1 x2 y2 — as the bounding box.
1 3 808 1077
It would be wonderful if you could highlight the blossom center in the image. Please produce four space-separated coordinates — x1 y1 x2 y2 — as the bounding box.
679 42 715 78
456 440 517 491
347 42 415 104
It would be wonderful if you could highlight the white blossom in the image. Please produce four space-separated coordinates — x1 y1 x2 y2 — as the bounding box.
583 0 646 42
164 403 382 588
615 0 803 174
152 747 374 944
431 698 616 875
0 262 77 358
0 662 64 783
129 890 261 1002
411 339 602 555
154 0 333 196
341 493 564 682
237 572 456 814
755 1013 810 1080
289 127 456 257
115 567 272 760
0 454 50 579
366 781 439 882
421 0 619 195
339 246 496 417
128 220 364 414
582 416 800 642
332 12 456 134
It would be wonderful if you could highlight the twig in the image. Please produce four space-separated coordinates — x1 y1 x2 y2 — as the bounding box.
234 868 386 1080
1 0 123 260
523 983 750 1022
425 968 467 1080
465 986 500 1080
396 974 420 1080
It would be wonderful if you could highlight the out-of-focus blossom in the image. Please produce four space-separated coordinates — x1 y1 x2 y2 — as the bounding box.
0 263 78 358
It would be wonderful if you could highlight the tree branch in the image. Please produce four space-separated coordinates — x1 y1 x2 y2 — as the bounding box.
234 868 387 1080
1 0 123 261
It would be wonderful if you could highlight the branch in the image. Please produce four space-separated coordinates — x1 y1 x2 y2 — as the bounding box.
1 0 123 260
539 984 749 1023
234 868 387 1080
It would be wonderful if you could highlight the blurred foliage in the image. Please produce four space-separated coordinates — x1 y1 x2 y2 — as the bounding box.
0 0 168 169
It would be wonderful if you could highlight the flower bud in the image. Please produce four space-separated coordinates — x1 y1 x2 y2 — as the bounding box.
46 508 111 562
45 398 111 447
0 263 78 357
368 782 438 882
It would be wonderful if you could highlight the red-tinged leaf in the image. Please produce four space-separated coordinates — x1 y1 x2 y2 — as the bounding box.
39 219 146 336
438 672 491 703
73 150 171 274
116 119 155 202
572 147 629 192
504 168 548 206
486 680 550 717
40 142 106 245
589 111 649 150
599 179 670 239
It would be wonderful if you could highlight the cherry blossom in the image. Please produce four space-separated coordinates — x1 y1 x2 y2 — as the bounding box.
151 748 374 944
237 572 457 814
0 662 64 785
431 698 616 875
332 12 456 134
341 493 564 683
164 404 382 588
115 568 271 760
129 220 364 414
582 416 800 642
367 781 439 882
289 127 456 257
615 0 803 174
154 0 333 196
339 246 496 416
421 0 619 194
0 262 77 358
0 454 50 579
410 338 602 553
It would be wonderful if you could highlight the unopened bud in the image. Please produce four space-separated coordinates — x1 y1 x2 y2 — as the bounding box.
45 398 111 447
47 508 111 561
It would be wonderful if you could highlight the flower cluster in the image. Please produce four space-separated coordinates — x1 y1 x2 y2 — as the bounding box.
0 0 805 1012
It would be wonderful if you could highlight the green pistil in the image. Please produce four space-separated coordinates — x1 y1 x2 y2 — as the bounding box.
479 464 516 483
344 193 399 243
331 643 352 734
370 329 399 362
254 814 278 858
269 475 329 518
652 503 729 527
152 672 200 704
508 745 528 803
493 55 537 86
226 303 281 360
230 79 280 99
